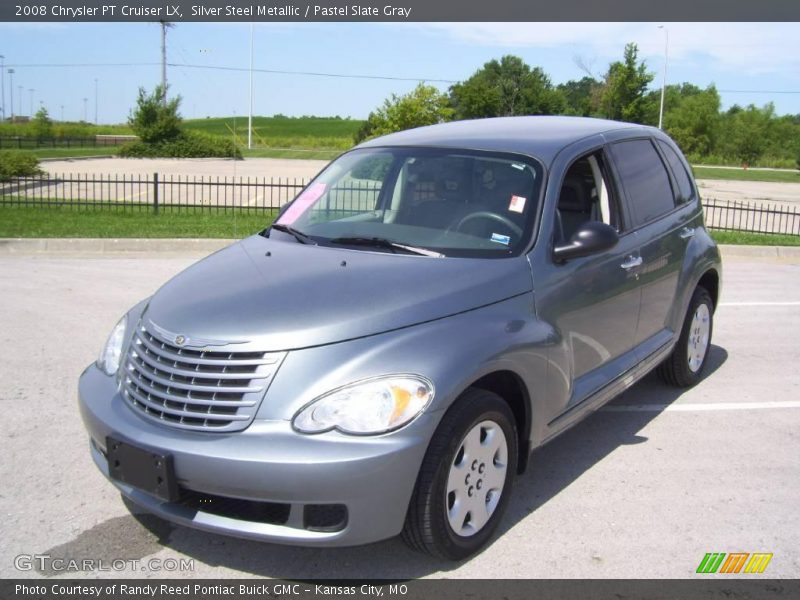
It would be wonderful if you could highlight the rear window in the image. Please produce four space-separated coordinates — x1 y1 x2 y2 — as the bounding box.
609 139 676 227
657 140 696 203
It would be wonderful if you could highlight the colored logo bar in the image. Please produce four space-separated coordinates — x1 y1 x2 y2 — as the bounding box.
696 552 773 574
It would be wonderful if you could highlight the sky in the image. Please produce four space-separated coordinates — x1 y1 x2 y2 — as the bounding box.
1 22 799 124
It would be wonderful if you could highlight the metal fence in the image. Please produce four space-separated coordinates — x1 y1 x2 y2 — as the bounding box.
0 173 386 214
702 199 800 236
0 136 134 150
0 172 798 236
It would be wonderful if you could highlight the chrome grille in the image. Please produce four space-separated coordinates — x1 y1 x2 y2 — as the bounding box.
121 323 285 432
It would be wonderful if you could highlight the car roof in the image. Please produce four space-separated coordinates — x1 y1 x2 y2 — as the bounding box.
356 116 655 164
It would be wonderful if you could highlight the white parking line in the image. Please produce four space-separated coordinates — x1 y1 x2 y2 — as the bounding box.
720 301 800 306
603 401 800 412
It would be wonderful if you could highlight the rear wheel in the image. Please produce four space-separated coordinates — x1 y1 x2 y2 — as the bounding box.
402 388 518 560
658 286 714 387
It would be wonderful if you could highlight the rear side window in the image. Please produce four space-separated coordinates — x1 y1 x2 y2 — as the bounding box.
609 139 676 227
657 140 695 203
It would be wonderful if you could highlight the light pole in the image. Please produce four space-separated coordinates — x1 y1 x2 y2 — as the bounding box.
82 97 88 122
0 55 5 122
6 67 13 120
248 22 254 150
17 85 22 117
657 25 669 130
29 88 35 117
94 77 98 124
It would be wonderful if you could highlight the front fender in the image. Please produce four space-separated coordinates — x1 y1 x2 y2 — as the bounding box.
256 292 552 445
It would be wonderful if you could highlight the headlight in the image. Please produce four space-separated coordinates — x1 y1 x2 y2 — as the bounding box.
97 315 127 376
292 375 434 435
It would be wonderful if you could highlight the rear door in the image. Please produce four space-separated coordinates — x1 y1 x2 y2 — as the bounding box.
607 137 697 358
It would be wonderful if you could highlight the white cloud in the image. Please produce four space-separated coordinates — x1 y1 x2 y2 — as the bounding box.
410 22 800 77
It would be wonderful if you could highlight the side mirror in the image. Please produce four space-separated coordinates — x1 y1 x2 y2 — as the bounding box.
553 221 619 263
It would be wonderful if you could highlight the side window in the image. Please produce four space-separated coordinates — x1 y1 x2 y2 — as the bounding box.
609 139 676 227
555 151 622 245
657 140 696 203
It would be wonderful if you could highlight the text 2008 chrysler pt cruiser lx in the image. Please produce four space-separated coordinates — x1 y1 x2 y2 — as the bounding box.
79 116 721 559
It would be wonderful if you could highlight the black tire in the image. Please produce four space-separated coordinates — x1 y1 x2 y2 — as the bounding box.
402 387 518 560
657 286 714 387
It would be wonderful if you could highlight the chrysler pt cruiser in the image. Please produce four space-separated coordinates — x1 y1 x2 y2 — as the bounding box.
79 116 721 560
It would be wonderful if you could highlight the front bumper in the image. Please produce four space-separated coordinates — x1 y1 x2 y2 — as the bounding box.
78 364 437 547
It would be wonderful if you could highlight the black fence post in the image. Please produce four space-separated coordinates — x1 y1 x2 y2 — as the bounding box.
153 173 159 215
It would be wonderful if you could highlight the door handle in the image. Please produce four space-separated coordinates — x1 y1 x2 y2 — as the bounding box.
620 256 643 270
679 227 695 240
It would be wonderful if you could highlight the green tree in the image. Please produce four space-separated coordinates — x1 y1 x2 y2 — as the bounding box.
719 104 774 165
663 85 721 156
449 55 565 119
600 43 655 123
128 85 182 144
354 83 454 143
31 107 53 140
558 76 601 116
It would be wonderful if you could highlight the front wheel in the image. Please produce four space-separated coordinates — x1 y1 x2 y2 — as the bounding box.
658 285 714 387
402 388 518 560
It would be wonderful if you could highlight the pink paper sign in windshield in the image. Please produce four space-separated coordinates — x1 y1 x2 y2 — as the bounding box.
277 182 327 225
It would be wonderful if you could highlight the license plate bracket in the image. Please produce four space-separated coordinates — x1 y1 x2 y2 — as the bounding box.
106 436 179 502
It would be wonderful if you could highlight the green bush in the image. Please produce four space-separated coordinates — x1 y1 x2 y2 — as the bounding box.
129 85 182 144
0 150 43 181
118 131 242 159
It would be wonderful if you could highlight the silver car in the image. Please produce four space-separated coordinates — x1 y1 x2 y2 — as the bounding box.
79 116 721 560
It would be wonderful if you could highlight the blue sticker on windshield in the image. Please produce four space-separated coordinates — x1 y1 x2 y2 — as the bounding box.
491 233 511 246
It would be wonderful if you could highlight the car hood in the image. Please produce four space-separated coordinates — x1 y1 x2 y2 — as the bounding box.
143 234 533 352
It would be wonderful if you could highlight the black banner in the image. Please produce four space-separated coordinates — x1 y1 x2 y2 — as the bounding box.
2 0 800 22
2 579 800 600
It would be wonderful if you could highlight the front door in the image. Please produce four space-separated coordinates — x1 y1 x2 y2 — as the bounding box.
535 150 642 418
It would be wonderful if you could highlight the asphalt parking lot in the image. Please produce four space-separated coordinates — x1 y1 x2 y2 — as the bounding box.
0 251 798 579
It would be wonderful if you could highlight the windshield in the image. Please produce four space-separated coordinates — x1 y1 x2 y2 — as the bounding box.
273 147 543 258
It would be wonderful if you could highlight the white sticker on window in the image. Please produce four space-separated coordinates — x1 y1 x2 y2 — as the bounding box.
491 233 511 246
509 195 526 213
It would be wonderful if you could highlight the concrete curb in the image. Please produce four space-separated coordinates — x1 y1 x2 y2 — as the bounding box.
718 244 800 259
0 238 236 255
0 238 798 258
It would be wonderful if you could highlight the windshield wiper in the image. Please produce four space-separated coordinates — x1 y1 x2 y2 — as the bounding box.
329 236 444 258
270 223 317 245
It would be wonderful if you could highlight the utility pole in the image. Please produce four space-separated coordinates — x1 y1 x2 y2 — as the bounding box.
29 88 34 117
657 25 669 130
0 55 5 122
160 21 174 105
82 97 88 122
248 22 254 149
7 68 13 119
60 104 64 122
94 78 98 124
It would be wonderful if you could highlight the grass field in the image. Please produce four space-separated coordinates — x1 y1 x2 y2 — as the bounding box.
183 115 361 151
0 122 132 137
709 230 800 246
0 206 275 238
693 166 800 184
14 147 120 159
2 205 798 245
